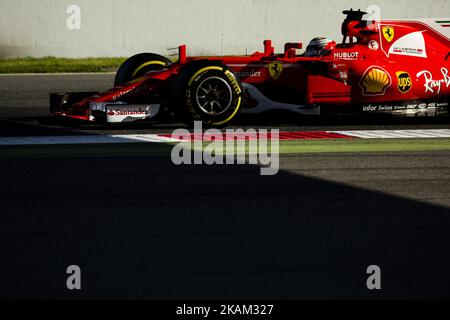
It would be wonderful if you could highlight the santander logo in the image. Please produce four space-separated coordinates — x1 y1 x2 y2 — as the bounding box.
108 108 148 116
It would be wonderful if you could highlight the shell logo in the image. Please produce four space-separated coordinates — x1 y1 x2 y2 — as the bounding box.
360 66 392 96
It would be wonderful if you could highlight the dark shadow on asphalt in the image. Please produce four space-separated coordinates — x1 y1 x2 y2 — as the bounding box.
0 118 95 137
0 146 449 299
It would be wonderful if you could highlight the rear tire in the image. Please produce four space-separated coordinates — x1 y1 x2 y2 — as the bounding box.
114 53 172 87
172 60 243 127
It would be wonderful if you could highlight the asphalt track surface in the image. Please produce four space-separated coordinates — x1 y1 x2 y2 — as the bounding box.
1 74 450 299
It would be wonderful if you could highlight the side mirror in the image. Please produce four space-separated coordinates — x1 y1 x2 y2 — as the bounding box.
284 42 303 52
284 43 303 58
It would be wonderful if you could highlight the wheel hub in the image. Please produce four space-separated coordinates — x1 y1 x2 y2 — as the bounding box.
196 77 233 116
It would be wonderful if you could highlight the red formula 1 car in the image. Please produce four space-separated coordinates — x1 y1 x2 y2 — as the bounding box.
51 9 450 127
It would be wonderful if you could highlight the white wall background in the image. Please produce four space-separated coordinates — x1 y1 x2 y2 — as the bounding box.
0 0 449 58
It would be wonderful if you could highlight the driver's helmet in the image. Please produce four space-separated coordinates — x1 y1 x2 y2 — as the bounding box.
304 37 334 57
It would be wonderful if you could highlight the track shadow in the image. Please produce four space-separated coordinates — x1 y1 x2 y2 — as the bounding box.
0 146 449 299
0 118 96 137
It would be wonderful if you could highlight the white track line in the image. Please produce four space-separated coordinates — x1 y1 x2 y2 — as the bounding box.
330 129 450 139
0 135 179 146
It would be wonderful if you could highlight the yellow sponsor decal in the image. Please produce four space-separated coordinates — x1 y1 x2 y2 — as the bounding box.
268 61 283 79
360 66 392 96
382 27 395 43
396 71 412 93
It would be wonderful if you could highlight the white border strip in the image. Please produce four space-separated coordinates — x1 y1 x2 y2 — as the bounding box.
0 134 179 146
330 129 450 139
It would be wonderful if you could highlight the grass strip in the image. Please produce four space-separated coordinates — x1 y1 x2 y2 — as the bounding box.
0 57 127 73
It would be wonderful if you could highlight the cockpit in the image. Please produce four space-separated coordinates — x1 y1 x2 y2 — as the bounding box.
300 9 379 58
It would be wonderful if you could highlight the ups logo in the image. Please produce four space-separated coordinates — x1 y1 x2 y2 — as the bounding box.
396 71 412 93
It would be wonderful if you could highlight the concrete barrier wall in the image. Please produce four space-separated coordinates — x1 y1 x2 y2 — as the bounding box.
1 0 449 58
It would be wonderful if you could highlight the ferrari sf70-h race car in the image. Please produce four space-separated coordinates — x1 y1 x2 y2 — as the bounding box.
51 9 450 127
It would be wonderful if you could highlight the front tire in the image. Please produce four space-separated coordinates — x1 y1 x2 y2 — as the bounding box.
114 53 172 87
173 60 243 127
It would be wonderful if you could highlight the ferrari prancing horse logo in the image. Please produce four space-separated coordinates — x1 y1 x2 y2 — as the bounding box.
268 62 283 79
382 27 395 43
